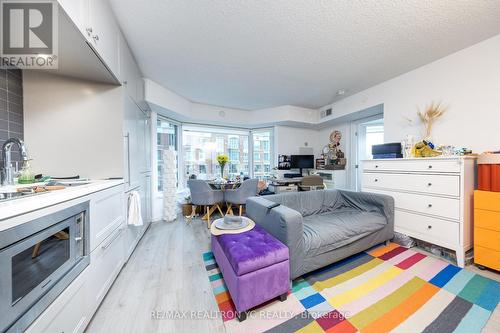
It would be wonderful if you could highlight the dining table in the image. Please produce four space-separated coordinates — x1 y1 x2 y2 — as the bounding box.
207 181 242 191
203 180 242 216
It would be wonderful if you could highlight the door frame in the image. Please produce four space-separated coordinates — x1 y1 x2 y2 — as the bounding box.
350 114 384 191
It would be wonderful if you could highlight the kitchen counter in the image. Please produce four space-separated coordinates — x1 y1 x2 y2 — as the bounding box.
0 179 124 225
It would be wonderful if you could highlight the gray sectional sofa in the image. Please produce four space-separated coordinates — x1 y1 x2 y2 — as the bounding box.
246 190 394 279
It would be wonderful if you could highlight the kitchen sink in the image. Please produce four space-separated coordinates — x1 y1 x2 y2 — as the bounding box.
55 181 91 187
0 191 47 202
0 192 26 200
0 181 92 203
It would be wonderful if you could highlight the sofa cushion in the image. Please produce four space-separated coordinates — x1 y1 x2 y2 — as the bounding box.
267 191 326 217
267 190 357 217
302 209 387 257
213 224 289 276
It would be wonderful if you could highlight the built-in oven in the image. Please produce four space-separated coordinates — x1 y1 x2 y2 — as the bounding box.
0 201 90 333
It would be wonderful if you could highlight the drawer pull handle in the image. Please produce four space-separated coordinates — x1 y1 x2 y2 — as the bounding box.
428 165 433 169
374 179 379 182
427 225 432 229
102 229 122 250
41 279 52 289
427 183 432 186
375 165 379 168
428 204 433 208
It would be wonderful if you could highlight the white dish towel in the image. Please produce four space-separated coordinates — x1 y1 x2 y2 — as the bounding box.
127 190 143 226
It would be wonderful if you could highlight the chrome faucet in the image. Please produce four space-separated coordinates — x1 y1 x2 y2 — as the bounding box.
2 138 29 186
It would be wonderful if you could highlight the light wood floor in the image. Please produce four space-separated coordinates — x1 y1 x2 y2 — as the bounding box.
86 217 224 333
87 216 500 333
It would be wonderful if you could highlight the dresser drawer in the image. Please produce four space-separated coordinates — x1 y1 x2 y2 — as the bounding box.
367 189 460 220
363 173 460 197
474 227 500 250
395 210 460 246
474 190 500 212
474 246 500 271
363 159 461 173
474 209 500 232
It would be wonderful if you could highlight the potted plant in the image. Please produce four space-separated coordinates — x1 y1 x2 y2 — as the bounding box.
217 154 229 179
182 195 193 217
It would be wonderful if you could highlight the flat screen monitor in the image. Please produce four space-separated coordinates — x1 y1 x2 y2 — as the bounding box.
291 155 314 170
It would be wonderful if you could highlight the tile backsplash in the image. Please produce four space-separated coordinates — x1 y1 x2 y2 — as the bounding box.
0 69 24 167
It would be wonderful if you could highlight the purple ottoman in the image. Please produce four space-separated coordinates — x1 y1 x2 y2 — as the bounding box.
211 224 290 321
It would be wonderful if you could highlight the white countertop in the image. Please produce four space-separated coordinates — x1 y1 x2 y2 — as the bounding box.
0 179 124 222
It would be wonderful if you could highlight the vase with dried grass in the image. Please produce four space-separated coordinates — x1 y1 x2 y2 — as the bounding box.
417 101 447 141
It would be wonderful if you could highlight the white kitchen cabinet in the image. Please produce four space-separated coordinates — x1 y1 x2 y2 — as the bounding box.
123 172 151 261
25 267 90 333
87 0 120 79
136 110 146 173
123 94 151 190
89 184 125 251
87 226 125 313
119 34 144 103
19 185 127 333
139 112 152 173
141 173 152 224
58 0 88 34
123 95 141 190
123 213 142 261
57 0 121 81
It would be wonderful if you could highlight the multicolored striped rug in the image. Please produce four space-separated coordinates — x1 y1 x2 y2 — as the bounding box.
203 243 500 333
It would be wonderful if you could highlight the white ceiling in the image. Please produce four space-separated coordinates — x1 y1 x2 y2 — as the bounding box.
110 0 500 110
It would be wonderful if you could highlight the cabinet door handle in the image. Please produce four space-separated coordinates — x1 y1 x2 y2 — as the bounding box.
41 279 52 289
125 133 131 186
102 229 122 250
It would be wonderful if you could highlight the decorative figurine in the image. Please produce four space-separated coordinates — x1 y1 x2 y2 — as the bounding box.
323 130 346 169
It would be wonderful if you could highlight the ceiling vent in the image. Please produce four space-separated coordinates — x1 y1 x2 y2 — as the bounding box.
320 108 332 118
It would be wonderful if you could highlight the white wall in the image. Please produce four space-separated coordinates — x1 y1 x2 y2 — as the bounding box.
23 71 124 179
144 78 192 118
322 34 500 153
144 78 320 127
274 126 319 157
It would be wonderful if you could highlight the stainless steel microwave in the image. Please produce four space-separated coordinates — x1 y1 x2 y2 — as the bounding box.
0 201 90 333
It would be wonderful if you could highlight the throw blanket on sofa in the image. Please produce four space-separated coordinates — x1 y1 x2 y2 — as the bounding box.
246 190 394 279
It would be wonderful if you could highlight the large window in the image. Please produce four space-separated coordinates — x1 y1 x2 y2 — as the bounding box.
182 126 249 181
181 126 274 182
252 129 273 180
157 117 178 191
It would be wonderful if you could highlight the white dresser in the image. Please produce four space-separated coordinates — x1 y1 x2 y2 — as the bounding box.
362 157 476 267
